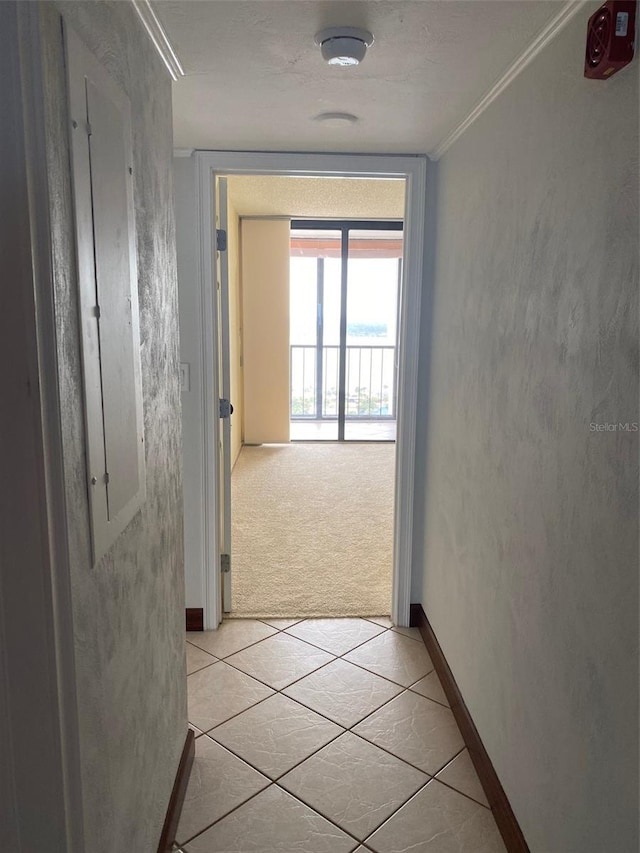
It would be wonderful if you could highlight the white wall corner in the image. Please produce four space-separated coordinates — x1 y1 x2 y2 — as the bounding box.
430 0 590 160
130 0 184 81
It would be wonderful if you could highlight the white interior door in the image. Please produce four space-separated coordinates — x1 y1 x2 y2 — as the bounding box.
215 176 232 612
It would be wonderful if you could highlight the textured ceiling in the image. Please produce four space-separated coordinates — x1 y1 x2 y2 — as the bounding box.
227 175 405 219
156 0 560 154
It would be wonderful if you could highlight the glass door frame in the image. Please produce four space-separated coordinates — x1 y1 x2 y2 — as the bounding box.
290 219 403 441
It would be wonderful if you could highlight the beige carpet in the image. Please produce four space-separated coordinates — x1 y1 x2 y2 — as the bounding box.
230 443 395 617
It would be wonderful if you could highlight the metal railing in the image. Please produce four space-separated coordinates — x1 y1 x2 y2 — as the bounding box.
290 345 396 420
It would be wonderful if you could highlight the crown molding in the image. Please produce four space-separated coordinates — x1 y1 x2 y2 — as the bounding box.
430 0 590 160
131 0 184 81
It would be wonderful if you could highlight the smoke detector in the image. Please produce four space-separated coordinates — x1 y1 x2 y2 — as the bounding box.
314 27 374 66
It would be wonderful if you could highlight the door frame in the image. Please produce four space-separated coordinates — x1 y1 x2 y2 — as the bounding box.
195 150 427 629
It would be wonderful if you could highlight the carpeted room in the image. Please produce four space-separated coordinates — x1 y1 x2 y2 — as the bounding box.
230 442 395 617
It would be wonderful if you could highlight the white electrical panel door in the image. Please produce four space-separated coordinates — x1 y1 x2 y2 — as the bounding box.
66 26 145 564
86 80 143 521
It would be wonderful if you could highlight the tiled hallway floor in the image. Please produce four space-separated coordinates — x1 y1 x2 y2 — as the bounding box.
177 617 507 853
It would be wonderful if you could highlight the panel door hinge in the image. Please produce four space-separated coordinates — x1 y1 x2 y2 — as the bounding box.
94 304 101 319
216 229 227 252
221 553 231 574
104 472 110 485
219 398 233 418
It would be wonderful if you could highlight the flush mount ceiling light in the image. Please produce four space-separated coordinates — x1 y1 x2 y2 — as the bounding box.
314 112 359 126
314 26 374 66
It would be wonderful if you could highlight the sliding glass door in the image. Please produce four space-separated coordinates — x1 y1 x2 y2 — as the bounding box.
290 229 340 440
290 220 402 442
344 229 401 441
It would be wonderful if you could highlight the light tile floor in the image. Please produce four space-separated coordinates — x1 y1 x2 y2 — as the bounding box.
178 617 507 853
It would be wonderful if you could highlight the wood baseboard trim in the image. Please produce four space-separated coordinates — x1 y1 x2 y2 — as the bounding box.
157 729 195 853
186 607 203 631
410 603 530 853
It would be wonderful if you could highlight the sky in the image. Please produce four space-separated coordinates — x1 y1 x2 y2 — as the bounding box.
290 257 399 347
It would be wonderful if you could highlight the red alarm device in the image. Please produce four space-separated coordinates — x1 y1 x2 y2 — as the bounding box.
584 0 636 78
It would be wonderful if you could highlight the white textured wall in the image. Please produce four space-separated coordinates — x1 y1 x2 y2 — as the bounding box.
415 10 638 853
42 3 186 850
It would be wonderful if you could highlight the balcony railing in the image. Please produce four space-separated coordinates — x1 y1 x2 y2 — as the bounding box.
290 345 396 420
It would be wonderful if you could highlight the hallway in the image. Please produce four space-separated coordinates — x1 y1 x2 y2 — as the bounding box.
5 2 636 850
179 618 506 852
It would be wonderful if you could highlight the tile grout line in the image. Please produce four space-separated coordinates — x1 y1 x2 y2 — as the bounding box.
271 773 434 850
193 650 428 718
184 618 480 849
357 769 492 849
175 737 273 846
278 681 405 731
272 779 396 851
211 628 436 693
206 722 347 784
199 647 439 736
429 749 493 810
188 619 436 691
185 625 279 658
335 655 436 690
186 639 217 655
194 617 391 663
191 650 351 736
348 727 458 780
280 622 427 660
188 700 465 844
185 659 217 677
188 623 447 761
209 653 338 698
201 684 441 787
190 709 483 843
177 780 269 847
280 623 389 656
178 768 365 851
256 618 303 630
433 775 493 810
197 686 277 735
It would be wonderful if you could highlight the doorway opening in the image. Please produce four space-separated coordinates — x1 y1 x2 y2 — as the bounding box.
289 220 402 442
222 182 403 617
177 151 426 629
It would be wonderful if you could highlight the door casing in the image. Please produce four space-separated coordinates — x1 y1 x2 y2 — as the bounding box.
193 150 427 629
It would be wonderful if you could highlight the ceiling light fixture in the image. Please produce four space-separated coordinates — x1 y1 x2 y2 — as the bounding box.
314 26 374 66
314 112 359 126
